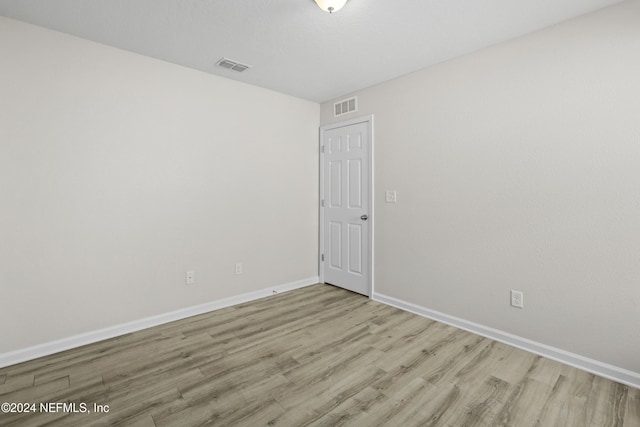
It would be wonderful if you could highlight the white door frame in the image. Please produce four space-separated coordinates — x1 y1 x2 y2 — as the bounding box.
319 115 374 296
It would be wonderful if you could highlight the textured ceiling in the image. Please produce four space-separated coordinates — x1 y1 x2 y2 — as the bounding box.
0 0 624 103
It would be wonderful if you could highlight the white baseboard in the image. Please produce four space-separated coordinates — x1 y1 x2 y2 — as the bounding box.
373 292 640 390
0 276 319 369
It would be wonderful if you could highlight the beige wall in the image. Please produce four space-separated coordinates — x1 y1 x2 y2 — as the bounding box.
321 1 640 373
0 17 319 353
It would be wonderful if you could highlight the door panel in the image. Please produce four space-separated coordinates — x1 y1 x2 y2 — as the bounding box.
348 159 362 208
330 221 342 269
330 161 342 207
321 120 371 296
348 223 362 274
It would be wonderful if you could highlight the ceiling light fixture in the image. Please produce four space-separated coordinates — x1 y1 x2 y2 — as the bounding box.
314 0 348 14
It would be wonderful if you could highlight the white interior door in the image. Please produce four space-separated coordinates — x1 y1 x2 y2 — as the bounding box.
321 118 372 296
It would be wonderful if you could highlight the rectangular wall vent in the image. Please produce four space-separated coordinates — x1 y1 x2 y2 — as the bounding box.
216 58 251 73
334 96 358 117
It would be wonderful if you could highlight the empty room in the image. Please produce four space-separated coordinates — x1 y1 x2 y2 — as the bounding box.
1 0 639 425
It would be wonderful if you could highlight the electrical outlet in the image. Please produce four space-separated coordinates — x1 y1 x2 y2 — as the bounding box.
186 270 195 285
235 263 242 275
510 290 524 308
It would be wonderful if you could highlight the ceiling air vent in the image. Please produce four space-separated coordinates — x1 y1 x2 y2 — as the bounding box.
334 96 357 117
216 58 251 73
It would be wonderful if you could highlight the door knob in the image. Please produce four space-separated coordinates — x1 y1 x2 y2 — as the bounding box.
360 214 368 221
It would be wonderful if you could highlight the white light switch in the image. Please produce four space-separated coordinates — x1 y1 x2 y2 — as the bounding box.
385 190 397 203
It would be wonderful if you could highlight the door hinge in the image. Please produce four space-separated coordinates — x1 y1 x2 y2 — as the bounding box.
320 145 325 153
321 254 325 262
321 200 325 207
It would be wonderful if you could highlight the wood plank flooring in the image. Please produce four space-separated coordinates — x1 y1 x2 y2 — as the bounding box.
1 284 638 426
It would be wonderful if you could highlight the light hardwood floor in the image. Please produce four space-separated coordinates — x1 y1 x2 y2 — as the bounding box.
1 284 638 426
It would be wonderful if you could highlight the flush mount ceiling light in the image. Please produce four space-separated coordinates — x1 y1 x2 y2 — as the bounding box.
314 0 348 13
